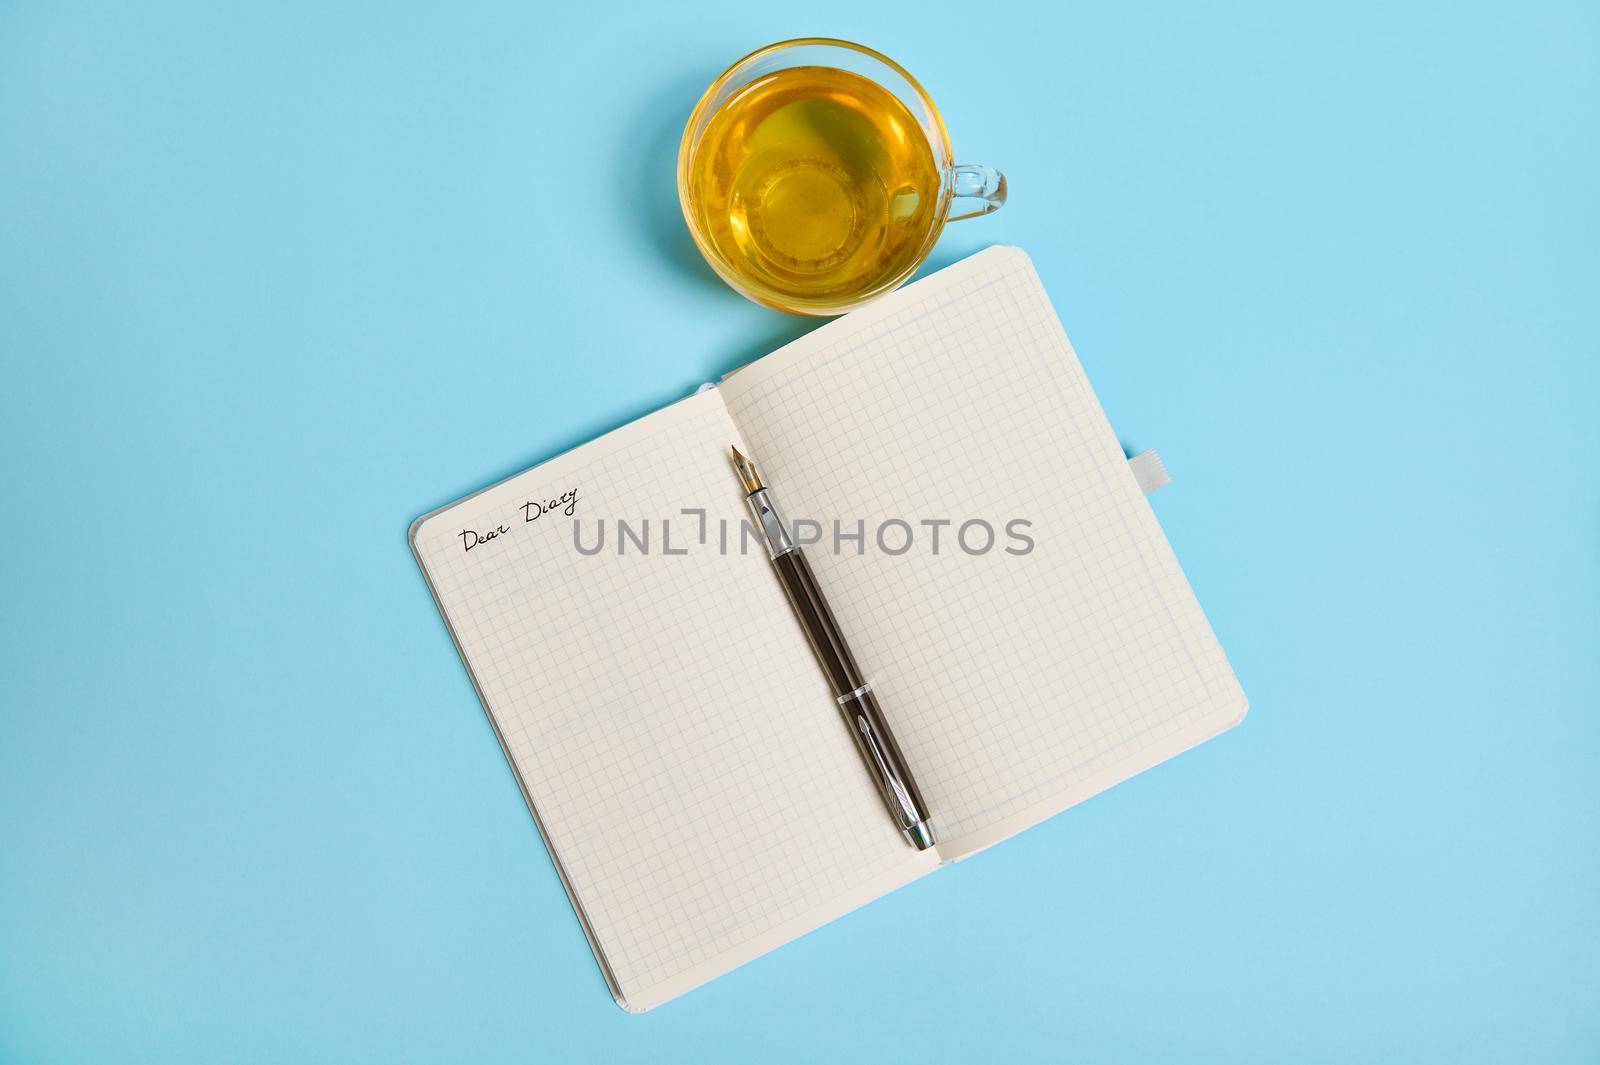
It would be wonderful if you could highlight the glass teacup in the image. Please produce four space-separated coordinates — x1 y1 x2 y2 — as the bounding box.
678 38 1006 317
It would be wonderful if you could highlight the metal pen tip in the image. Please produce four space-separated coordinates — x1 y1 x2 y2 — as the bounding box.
729 445 765 494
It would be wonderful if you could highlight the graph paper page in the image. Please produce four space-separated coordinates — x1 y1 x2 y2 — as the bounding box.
411 390 934 1011
720 247 1247 859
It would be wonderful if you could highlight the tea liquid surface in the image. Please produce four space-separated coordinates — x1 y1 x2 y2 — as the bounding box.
688 66 942 304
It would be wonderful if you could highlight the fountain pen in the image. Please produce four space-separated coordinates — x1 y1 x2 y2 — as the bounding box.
730 446 936 850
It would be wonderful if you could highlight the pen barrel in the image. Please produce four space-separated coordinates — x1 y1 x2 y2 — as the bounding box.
770 550 933 840
771 548 863 693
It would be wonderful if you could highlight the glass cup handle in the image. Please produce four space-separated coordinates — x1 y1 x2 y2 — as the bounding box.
947 164 1007 221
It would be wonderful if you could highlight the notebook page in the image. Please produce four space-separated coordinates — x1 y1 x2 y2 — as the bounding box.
718 247 1247 858
411 390 933 1011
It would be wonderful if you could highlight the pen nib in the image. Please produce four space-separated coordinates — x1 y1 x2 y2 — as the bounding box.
729 446 765 494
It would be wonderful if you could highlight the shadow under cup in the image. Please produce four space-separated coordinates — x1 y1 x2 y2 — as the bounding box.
677 38 1006 317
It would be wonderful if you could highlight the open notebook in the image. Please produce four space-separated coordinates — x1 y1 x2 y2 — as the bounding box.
410 247 1246 1011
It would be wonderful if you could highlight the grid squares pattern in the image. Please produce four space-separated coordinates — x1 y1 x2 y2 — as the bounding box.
414 393 914 1002
414 248 1243 1007
720 248 1244 846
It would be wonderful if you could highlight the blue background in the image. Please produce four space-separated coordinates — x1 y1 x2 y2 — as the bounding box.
2 2 1597 1061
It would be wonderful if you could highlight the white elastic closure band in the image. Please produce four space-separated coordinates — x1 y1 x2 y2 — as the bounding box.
1128 449 1172 495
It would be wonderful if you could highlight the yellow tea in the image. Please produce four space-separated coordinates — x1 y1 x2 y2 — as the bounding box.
686 66 941 306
